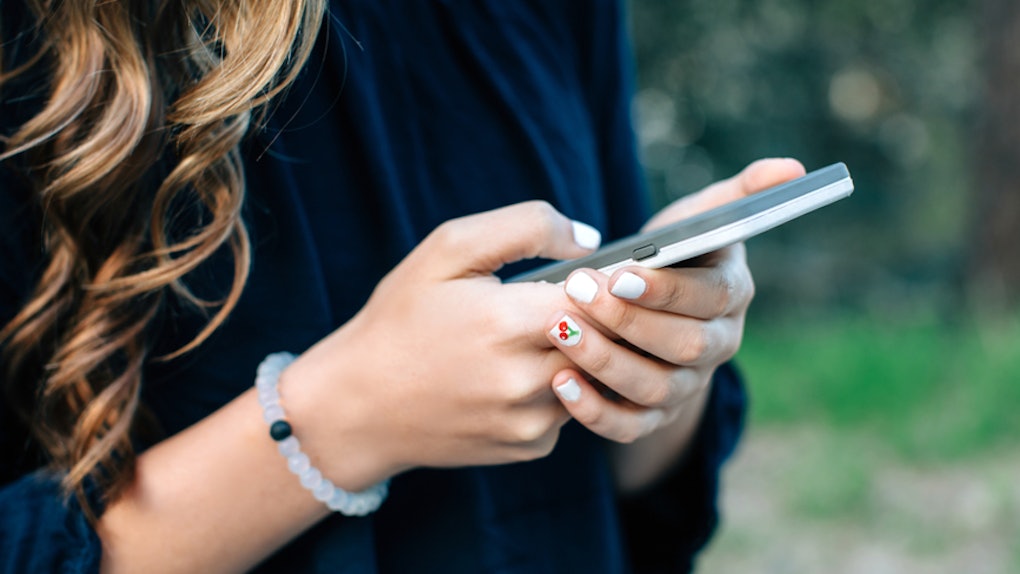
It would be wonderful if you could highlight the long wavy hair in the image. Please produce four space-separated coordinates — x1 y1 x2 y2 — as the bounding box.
0 0 326 517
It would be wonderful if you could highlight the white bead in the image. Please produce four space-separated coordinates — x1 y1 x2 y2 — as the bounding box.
327 489 350 511
257 353 294 378
257 388 280 406
256 352 389 517
273 353 295 369
262 405 285 424
350 498 370 516
255 374 276 391
277 436 300 457
263 353 286 366
287 453 310 474
312 480 335 502
256 363 280 378
299 467 323 490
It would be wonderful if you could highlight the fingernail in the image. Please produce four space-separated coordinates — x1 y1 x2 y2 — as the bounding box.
565 271 598 304
550 315 582 347
555 378 582 402
572 221 602 250
610 272 646 300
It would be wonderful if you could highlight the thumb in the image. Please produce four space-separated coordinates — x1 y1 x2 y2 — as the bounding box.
414 200 602 279
643 158 806 231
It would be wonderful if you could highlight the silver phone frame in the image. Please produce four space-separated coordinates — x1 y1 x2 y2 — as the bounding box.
509 162 854 284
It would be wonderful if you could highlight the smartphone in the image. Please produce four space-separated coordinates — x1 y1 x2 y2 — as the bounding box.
509 162 854 284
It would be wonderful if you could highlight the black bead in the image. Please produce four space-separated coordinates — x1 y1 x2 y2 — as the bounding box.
269 420 292 441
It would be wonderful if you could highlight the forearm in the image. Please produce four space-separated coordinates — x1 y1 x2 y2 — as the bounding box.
92 201 604 572
609 380 711 494
98 386 336 573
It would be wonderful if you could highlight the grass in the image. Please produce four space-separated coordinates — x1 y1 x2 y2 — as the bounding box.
697 311 1020 572
736 311 1020 462
699 426 1020 573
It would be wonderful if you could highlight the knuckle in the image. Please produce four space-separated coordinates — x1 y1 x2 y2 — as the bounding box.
740 272 756 307
499 402 564 446
725 264 756 312
512 201 561 259
604 299 639 333
711 274 736 316
498 376 544 405
525 200 560 233
746 276 757 304
525 199 557 219
572 401 605 430
662 274 687 309
640 381 672 408
429 219 463 251
509 418 547 444
586 347 614 376
673 324 709 364
719 328 742 361
509 426 560 462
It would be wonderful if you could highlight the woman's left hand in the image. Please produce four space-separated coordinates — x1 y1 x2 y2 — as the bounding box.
545 158 805 445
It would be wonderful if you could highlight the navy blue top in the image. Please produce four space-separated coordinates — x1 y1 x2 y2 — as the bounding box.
0 1 746 572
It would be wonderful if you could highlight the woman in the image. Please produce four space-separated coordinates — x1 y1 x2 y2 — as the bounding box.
0 1 804 572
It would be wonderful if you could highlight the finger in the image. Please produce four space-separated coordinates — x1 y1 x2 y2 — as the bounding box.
544 311 708 407
562 268 744 366
643 158 806 231
441 272 610 353
491 281 573 349
414 200 602 279
500 399 574 450
550 370 670 444
603 244 754 320
486 280 623 352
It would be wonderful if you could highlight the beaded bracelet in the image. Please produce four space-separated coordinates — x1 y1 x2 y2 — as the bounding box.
255 352 389 516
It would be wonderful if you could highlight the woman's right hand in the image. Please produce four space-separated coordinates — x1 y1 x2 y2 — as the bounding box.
95 201 601 573
280 201 602 491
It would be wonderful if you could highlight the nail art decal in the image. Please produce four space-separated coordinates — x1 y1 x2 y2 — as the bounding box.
551 315 582 347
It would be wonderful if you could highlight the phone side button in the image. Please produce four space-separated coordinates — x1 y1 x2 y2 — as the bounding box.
632 244 658 261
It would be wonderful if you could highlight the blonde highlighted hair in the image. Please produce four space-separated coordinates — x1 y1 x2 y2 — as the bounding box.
0 0 326 517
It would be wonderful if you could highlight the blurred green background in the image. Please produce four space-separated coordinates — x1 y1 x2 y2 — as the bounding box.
628 0 1020 572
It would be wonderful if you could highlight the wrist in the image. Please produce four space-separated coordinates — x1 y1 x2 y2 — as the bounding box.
276 342 405 493
257 352 390 515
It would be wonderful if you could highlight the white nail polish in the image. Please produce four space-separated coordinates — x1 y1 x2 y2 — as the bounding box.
550 315 582 347
571 221 602 250
555 378 582 402
565 271 598 304
610 272 646 300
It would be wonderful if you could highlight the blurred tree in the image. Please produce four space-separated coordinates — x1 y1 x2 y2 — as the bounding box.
972 0 1020 310
629 0 977 319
